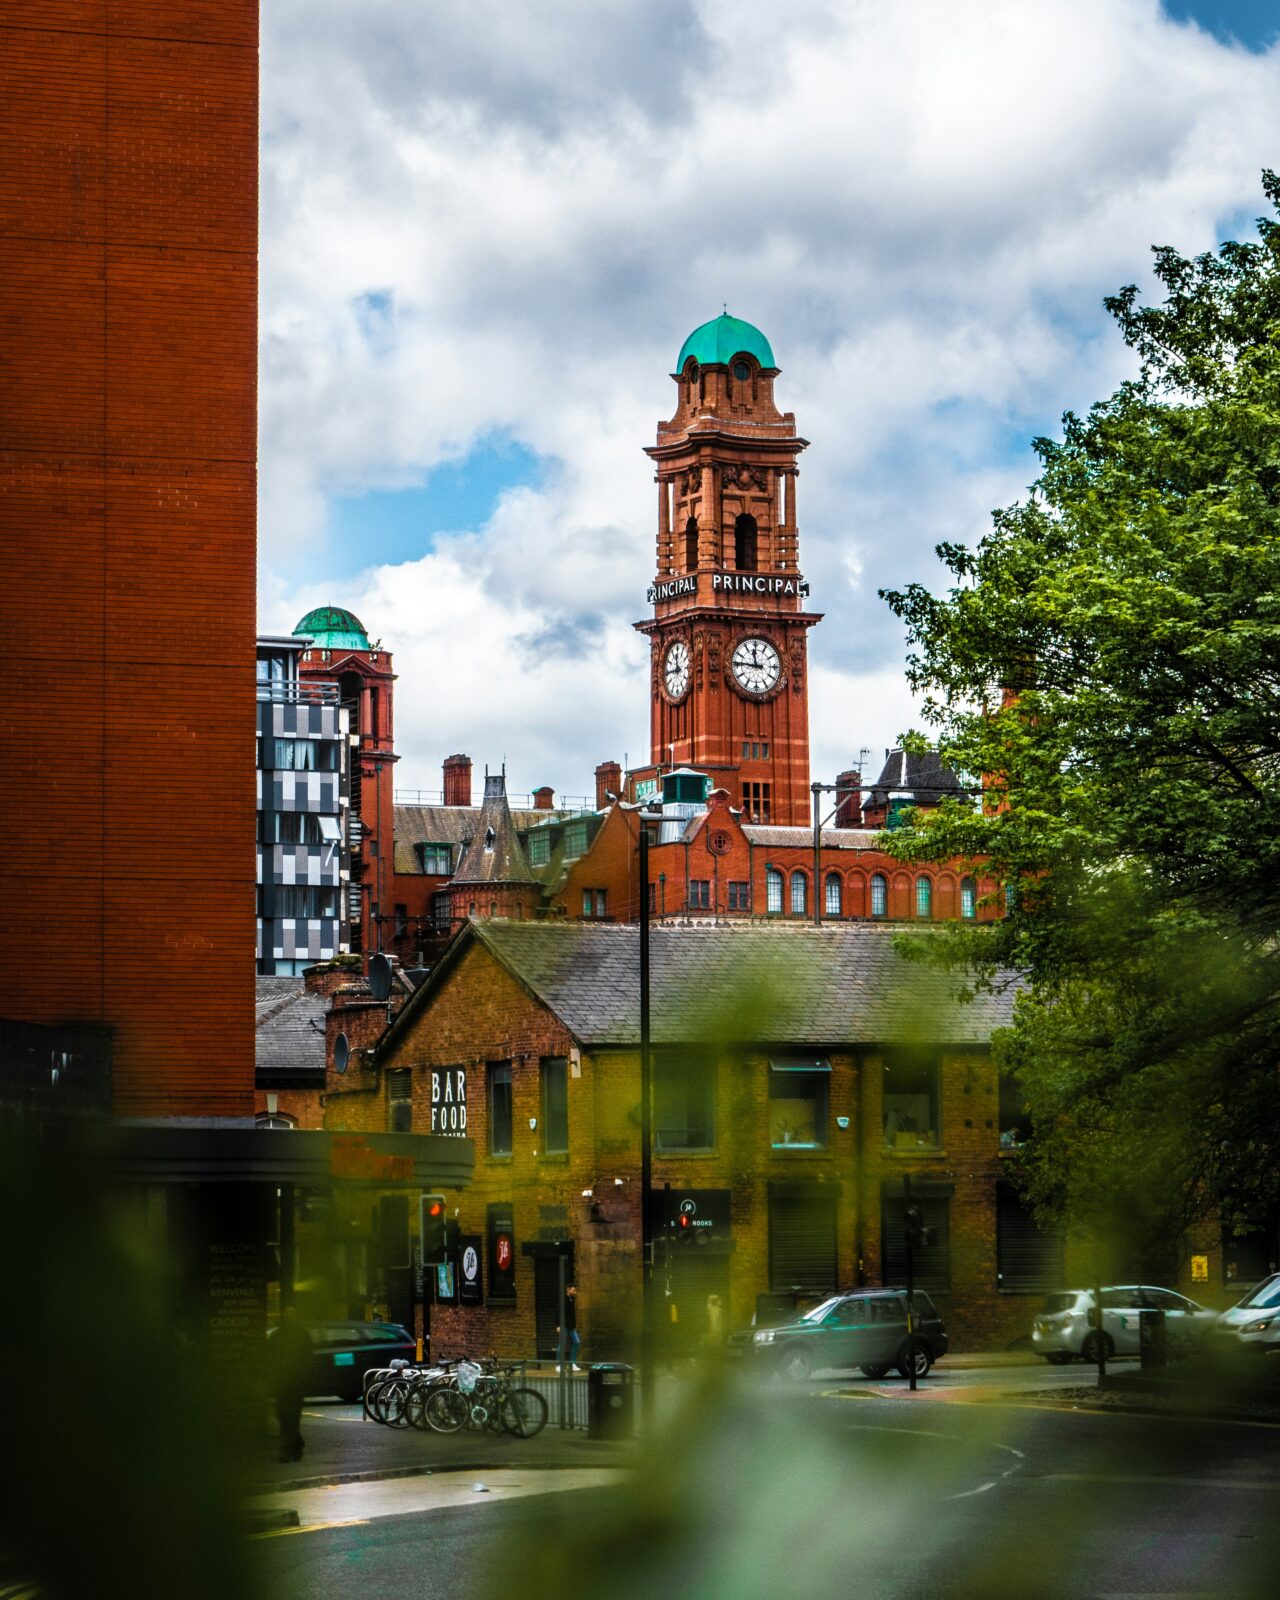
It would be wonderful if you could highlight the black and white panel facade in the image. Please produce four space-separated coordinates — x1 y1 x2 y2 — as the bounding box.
256 636 351 974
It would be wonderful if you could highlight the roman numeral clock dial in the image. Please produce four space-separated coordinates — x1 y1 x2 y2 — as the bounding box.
663 640 690 700
731 636 781 696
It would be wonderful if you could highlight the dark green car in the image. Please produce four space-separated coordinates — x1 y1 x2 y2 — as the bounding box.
748 1289 948 1381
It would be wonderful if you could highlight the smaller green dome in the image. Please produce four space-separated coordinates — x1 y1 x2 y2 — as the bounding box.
293 605 370 650
676 313 776 373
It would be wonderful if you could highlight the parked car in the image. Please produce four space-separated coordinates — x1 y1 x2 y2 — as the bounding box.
267 1319 416 1401
1031 1286 1216 1364
735 1289 949 1381
1210 1272 1280 1356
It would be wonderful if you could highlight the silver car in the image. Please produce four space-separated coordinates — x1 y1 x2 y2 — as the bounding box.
1211 1272 1280 1355
1031 1285 1217 1363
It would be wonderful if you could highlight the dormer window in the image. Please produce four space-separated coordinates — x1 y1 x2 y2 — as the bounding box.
732 359 750 382
484 827 495 853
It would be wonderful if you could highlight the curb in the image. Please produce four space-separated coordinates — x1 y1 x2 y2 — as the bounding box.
253 1452 633 1496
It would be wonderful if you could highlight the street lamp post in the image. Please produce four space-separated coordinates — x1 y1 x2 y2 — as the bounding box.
638 817 654 1427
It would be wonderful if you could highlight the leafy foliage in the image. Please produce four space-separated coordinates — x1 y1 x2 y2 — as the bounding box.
879 176 1280 1258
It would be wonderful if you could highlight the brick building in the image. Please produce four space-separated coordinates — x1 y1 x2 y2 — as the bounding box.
323 920 1074 1355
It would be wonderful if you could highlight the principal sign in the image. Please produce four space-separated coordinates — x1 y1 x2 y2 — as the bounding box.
647 571 809 603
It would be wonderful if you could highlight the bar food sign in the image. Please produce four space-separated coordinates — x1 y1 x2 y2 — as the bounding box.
430 1066 467 1135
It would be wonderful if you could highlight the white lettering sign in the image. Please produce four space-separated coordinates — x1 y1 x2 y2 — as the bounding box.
430 1067 468 1136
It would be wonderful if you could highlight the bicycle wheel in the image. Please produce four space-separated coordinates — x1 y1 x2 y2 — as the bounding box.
403 1380 437 1430
373 1378 411 1427
424 1385 468 1434
502 1387 549 1439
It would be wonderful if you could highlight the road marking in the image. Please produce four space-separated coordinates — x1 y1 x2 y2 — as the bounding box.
949 1480 998 1499
1040 1473 1278 1490
250 1518 371 1541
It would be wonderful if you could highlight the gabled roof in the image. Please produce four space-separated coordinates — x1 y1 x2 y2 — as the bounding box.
450 773 539 887
255 976 328 1084
868 748 965 807
382 921 1017 1052
394 802 583 874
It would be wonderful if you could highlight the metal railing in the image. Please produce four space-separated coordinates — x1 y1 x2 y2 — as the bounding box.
256 679 341 705
395 789 595 812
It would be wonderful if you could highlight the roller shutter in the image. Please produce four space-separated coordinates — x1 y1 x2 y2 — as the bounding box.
996 1181 1063 1292
768 1188 837 1292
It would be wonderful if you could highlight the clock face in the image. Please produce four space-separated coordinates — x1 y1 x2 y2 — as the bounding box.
664 640 690 700
731 636 782 696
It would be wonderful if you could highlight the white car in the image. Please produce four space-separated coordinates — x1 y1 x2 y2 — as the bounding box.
1031 1285 1217 1364
1212 1272 1280 1355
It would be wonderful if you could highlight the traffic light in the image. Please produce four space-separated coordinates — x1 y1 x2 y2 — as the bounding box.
422 1193 446 1262
676 1212 694 1243
444 1216 461 1256
904 1201 937 1248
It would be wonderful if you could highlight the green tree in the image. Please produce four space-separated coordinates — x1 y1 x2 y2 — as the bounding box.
879 175 1280 1264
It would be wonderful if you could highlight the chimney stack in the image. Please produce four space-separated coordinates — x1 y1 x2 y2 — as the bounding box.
442 753 472 807
533 785 555 811
595 760 622 810
834 769 862 829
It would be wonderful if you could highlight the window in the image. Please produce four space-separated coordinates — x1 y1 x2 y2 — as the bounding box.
999 1073 1032 1150
882 1189 950 1291
394 903 407 937
915 875 933 918
684 517 699 573
766 867 784 914
484 827 495 853
420 843 452 875
256 1112 295 1130
272 739 339 772
268 885 340 919
742 782 771 823
960 877 977 919
541 1057 569 1154
728 881 750 911
742 741 750 759
527 829 550 867
870 873 887 918
654 1053 715 1151
883 1051 940 1149
996 1181 1063 1292
734 513 758 572
564 822 587 859
488 1062 513 1156
770 1058 830 1148
387 1068 412 1134
689 879 711 910
790 871 807 916
824 873 842 917
582 888 607 918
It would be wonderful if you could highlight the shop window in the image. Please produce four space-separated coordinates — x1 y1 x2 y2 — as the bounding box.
541 1057 569 1154
790 871 807 916
654 1053 715 1151
728 881 750 911
824 873 842 916
915 875 933 919
769 1058 830 1148
882 1189 950 1291
387 1067 412 1134
882 1051 940 1149
766 867 784 914
488 1061 513 1156
999 1073 1032 1150
960 877 977 919
870 874 887 918
689 879 711 910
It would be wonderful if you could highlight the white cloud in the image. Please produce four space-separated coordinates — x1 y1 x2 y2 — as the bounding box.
259 0 1280 794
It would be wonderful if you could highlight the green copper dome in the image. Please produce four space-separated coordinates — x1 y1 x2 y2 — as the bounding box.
293 605 371 650
676 313 776 373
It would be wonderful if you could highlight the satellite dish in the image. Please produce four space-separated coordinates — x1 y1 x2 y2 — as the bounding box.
334 1032 350 1075
368 953 393 1002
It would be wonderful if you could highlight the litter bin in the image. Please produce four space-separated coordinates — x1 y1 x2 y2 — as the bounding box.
587 1363 635 1439
1138 1307 1167 1369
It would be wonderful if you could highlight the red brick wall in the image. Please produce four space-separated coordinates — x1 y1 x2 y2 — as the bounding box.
1 1 258 1116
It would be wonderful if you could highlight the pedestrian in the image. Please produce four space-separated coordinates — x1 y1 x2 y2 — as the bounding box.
704 1292 725 1349
271 1302 311 1463
557 1283 582 1371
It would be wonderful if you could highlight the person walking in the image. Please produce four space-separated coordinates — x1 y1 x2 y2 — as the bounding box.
557 1283 582 1371
271 1303 311 1463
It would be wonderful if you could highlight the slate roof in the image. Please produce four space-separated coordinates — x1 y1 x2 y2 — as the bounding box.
451 774 541 886
742 826 880 850
393 922 1018 1049
255 976 328 1083
867 748 966 807
394 802 582 874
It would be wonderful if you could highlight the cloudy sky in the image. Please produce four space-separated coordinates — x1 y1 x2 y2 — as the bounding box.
258 0 1280 803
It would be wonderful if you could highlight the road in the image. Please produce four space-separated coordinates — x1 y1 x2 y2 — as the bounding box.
251 1364 1280 1599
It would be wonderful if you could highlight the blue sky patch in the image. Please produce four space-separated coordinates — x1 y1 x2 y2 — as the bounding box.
324 435 546 576
1164 1 1280 49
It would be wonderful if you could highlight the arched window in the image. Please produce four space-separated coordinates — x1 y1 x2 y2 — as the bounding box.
468 901 476 918
734 513 758 572
960 877 977 919
915 875 933 918
489 901 498 917
484 827 495 853
684 517 699 573
766 866 784 914
255 1113 295 1130
870 873 887 918
790 871 807 916
825 873 842 917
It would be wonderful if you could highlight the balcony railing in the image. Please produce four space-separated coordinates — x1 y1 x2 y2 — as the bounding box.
256 679 340 705
395 788 594 811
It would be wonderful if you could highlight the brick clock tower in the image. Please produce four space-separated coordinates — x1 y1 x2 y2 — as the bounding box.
634 315 821 825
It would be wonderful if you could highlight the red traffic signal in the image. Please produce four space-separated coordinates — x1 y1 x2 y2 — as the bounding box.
422 1193 447 1261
